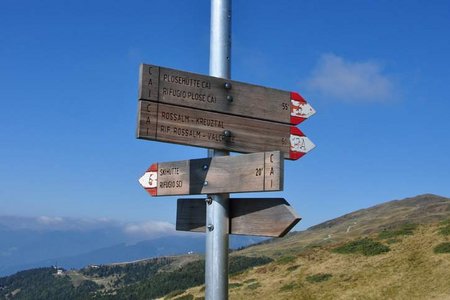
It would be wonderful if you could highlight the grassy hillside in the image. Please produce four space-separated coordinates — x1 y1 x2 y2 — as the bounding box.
238 194 450 258
1 194 449 300
165 194 450 299
179 219 450 299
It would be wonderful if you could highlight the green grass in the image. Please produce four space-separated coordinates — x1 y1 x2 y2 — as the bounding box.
246 282 261 290
306 273 332 283
229 283 243 289
243 278 257 284
437 219 450 236
438 225 450 236
332 238 390 256
378 223 417 239
434 242 450 254
439 219 450 226
286 265 300 272
279 282 298 292
386 238 400 244
276 256 296 265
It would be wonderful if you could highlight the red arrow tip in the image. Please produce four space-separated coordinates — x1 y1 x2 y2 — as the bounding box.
148 163 158 172
140 163 158 197
148 188 157 196
290 92 306 103
290 92 309 125
290 126 305 136
289 127 315 160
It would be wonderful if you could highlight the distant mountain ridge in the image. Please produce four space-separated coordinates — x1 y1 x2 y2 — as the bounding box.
239 194 450 257
309 194 450 230
0 215 263 276
3 234 262 275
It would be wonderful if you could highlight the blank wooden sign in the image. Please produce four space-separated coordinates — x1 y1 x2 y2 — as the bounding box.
176 198 301 237
138 151 283 196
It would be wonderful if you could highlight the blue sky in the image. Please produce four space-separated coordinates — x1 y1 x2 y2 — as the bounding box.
1 0 449 232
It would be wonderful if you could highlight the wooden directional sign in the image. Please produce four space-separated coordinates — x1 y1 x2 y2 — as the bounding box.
176 198 301 237
139 151 283 196
139 64 315 125
137 100 315 160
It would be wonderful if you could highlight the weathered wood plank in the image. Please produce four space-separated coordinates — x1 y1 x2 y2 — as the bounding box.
176 198 301 237
136 100 315 160
138 151 283 196
139 64 315 125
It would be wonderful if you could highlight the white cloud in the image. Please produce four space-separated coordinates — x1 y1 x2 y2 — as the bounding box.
2 215 184 240
32 216 121 231
123 221 177 238
306 54 397 102
36 216 64 225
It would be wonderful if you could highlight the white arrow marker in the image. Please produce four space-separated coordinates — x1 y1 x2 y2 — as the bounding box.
290 92 316 124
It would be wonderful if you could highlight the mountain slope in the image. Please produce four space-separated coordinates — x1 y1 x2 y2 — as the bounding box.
174 194 450 299
238 194 450 258
1 194 449 300
184 221 450 299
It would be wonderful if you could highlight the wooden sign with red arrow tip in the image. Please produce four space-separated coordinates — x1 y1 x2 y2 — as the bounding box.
139 64 315 125
136 63 314 239
136 101 315 160
139 151 283 196
290 92 316 125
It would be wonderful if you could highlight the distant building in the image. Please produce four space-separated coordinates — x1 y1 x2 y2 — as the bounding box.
52 264 65 275
88 264 100 269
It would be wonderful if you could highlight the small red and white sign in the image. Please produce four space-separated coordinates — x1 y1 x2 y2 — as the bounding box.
290 92 316 125
138 163 158 196
289 127 315 160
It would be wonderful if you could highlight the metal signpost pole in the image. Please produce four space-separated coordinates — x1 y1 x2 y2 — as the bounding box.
206 0 231 299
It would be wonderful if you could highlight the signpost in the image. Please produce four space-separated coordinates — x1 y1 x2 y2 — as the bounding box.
138 151 283 196
136 1 315 298
206 2 231 299
137 100 315 160
176 198 301 237
139 63 315 125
